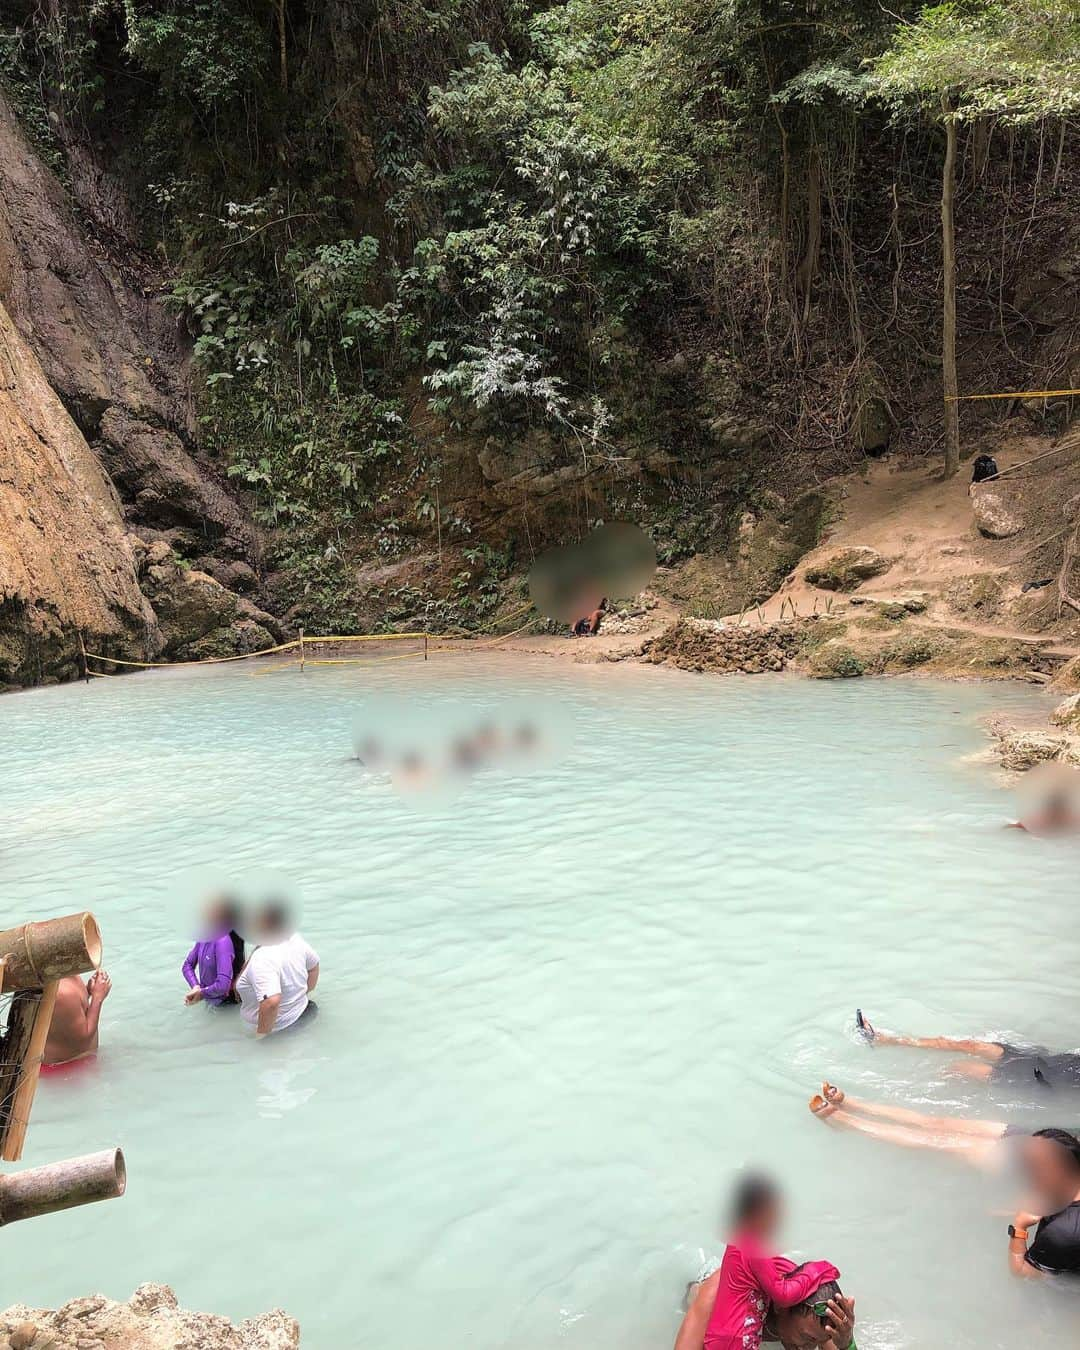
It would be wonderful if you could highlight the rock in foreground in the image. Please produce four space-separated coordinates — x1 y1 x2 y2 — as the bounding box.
0 1284 299 1350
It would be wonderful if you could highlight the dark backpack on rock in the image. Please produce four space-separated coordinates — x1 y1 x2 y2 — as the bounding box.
972 454 998 483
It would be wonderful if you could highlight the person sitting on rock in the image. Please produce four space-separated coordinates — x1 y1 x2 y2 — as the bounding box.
43 970 111 1066
572 597 607 636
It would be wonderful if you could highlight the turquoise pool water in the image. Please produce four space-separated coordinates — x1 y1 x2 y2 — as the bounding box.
2 657 1078 1348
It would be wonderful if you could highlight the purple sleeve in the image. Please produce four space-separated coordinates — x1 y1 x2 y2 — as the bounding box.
183 944 200 989
199 934 236 1001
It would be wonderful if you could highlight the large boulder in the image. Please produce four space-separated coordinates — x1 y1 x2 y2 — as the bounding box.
1050 693 1080 730
144 564 238 652
971 484 1024 538
804 547 891 592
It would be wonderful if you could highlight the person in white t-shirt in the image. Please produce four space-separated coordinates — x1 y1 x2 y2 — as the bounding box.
236 903 320 1038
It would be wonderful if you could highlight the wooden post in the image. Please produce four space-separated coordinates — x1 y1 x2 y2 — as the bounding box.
0 982 59 1162
0 913 101 992
424 635 428 662
0 1148 125 1225
76 631 89 683
299 628 305 673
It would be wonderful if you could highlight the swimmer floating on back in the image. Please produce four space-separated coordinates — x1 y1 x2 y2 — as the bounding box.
855 1008 1080 1089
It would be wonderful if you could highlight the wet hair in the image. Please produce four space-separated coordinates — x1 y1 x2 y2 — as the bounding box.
1033 1128 1080 1172
792 1276 842 1314
730 1173 780 1228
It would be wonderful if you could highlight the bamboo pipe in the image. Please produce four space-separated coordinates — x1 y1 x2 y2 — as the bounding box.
0 1148 125 1225
0 914 101 991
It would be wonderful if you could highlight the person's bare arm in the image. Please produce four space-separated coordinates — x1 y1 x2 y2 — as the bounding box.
256 994 282 1037
307 963 319 994
673 1271 719 1350
1009 1213 1046 1279
80 972 111 1048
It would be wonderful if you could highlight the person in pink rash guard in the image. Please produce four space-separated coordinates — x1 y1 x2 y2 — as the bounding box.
704 1175 840 1350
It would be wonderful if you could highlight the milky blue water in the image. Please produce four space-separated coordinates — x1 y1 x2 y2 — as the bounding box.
2 658 1079 1349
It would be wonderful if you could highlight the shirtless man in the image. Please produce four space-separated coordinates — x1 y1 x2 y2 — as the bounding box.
675 1272 855 1350
43 970 111 1065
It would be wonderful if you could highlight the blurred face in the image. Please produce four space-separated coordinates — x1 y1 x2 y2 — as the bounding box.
1022 1137 1076 1208
773 1306 831 1348
204 899 231 933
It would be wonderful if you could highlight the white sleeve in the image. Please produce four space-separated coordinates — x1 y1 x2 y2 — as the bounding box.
250 955 282 1001
301 939 319 971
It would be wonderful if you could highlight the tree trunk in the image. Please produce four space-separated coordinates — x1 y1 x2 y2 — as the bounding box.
276 0 288 92
797 146 822 325
941 96 961 478
0 1149 126 1225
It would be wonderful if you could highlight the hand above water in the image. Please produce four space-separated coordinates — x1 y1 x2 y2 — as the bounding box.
824 1296 855 1349
184 988 204 1005
88 969 111 1003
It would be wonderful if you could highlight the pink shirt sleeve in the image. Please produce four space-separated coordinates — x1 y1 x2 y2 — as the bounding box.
743 1240 840 1309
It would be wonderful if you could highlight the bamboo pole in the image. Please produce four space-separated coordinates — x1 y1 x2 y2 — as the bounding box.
0 1148 125 1225
0 914 101 991
1 983 58 1162
299 628 305 674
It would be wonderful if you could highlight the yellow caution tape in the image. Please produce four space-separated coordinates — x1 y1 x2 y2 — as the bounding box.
947 389 1080 401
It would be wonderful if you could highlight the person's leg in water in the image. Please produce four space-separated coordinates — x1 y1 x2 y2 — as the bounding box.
809 1082 1006 1166
856 1009 1004 1080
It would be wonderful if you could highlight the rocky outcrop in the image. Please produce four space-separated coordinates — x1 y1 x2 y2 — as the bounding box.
0 298 153 685
1050 692 1080 730
0 88 266 686
0 1283 298 1350
804 546 890 592
970 484 1024 538
639 617 808 674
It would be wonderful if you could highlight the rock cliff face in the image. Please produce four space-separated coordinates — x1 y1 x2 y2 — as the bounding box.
0 90 268 687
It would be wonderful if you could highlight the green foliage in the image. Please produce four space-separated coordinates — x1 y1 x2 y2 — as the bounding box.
120 0 267 110
874 0 1080 120
170 203 416 524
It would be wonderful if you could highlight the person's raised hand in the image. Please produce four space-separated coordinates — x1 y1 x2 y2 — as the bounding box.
184 988 204 1006
90 970 112 1002
824 1296 855 1349
1012 1209 1043 1231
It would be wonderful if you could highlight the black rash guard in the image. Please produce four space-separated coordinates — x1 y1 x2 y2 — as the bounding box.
1027 1202 1080 1274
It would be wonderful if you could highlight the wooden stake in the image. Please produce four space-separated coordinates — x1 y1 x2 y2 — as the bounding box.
299 628 305 673
76 631 89 683
0 914 101 992
0 1148 125 1225
1 983 58 1162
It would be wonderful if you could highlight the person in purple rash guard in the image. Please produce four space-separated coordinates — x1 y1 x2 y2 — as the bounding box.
183 898 245 1008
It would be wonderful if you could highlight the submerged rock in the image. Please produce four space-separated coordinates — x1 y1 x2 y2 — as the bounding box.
0 1284 298 1350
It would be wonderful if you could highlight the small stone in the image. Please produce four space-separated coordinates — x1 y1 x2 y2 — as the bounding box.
1050 693 1080 730
10 1322 39 1348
